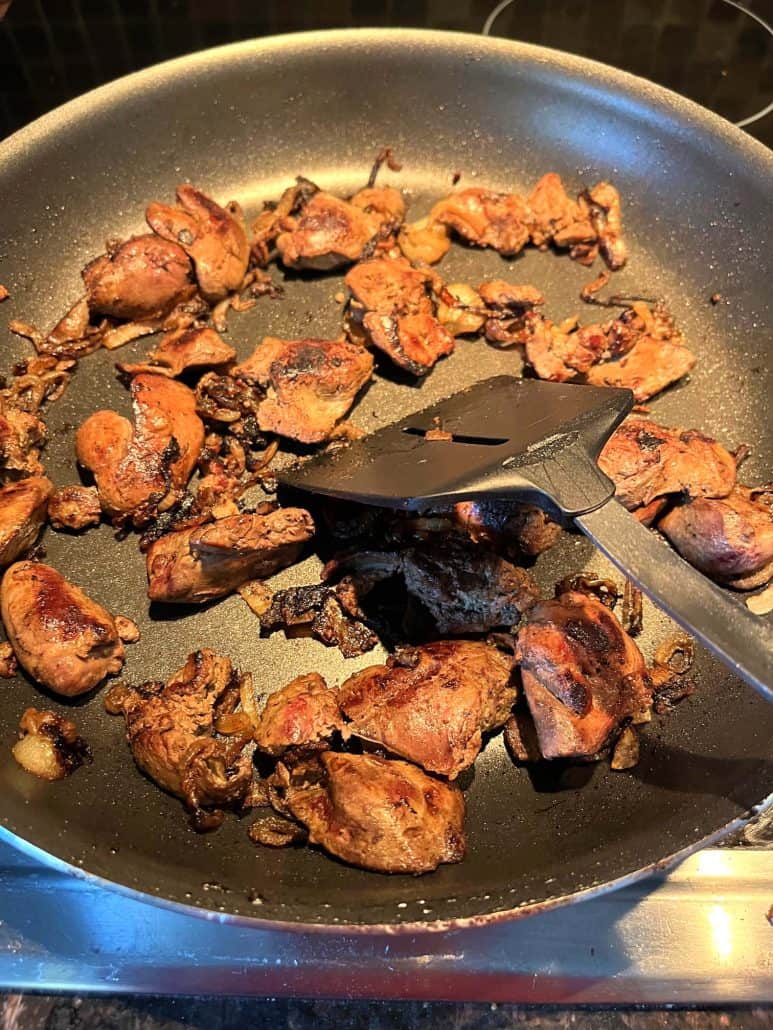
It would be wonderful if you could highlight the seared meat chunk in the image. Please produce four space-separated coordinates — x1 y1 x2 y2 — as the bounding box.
524 304 693 401
0 476 53 565
254 673 343 757
338 640 516 779
106 649 252 829
83 235 194 320
256 580 378 658
527 172 595 251
0 561 126 696
146 185 250 302
515 590 651 760
660 486 773 590
276 188 400 271
345 257 454 375
598 417 737 511
232 336 373 443
432 188 532 255
47 485 101 531
584 181 627 270
118 326 236 379
452 500 561 558
146 508 314 604
0 403 46 480
478 280 545 345
76 373 204 526
12 708 91 781
270 752 466 874
586 331 695 402
325 537 539 634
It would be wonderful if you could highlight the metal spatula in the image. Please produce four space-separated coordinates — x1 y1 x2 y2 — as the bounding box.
280 376 772 700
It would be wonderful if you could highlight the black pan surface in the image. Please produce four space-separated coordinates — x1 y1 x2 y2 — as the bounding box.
0 30 770 931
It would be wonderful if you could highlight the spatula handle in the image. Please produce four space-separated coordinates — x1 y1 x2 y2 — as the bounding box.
576 500 773 702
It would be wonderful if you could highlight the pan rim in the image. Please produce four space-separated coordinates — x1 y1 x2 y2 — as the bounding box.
1 28 772 174
0 795 769 936
0 27 770 934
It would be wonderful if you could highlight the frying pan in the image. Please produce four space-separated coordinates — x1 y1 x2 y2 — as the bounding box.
0 29 771 932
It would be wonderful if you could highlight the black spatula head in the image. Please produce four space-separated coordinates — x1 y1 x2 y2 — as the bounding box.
280 376 634 519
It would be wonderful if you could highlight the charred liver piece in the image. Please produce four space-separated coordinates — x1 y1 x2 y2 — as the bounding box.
146 185 250 302
451 500 561 559
338 640 516 779
257 580 378 658
515 589 651 760
326 537 539 634
106 649 252 829
146 508 315 604
83 235 194 320
76 373 204 527
0 476 53 565
254 673 343 757
270 751 466 874
0 561 127 696
232 336 373 443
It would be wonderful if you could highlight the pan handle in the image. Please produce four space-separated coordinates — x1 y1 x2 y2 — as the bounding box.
576 500 773 702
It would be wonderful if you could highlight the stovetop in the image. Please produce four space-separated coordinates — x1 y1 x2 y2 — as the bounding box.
0 834 769 1003
0 0 770 1005
0 0 771 146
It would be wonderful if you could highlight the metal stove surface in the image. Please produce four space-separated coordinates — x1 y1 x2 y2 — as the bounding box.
0 836 769 1003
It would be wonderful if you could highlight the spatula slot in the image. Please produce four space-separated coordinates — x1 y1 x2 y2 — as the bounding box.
401 426 509 447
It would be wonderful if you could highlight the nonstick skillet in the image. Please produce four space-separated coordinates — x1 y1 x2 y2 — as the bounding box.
0 29 770 931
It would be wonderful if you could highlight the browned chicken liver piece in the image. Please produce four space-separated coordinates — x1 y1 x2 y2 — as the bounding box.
527 173 594 249
338 640 516 779
0 476 53 566
118 326 236 379
525 304 693 401
76 373 204 526
660 486 773 590
82 234 195 320
146 508 315 604
452 500 561 558
584 181 627 270
0 404 46 480
350 185 405 225
598 417 737 511
146 185 250 302
106 649 252 828
586 335 695 402
325 537 539 634
431 188 533 255
276 192 386 271
515 590 651 760
525 319 616 381
232 336 373 443
254 673 343 757
270 751 466 874
478 280 545 346
47 485 101 531
0 561 126 696
345 257 454 375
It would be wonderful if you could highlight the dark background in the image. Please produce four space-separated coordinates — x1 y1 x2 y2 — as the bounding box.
0 0 771 146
